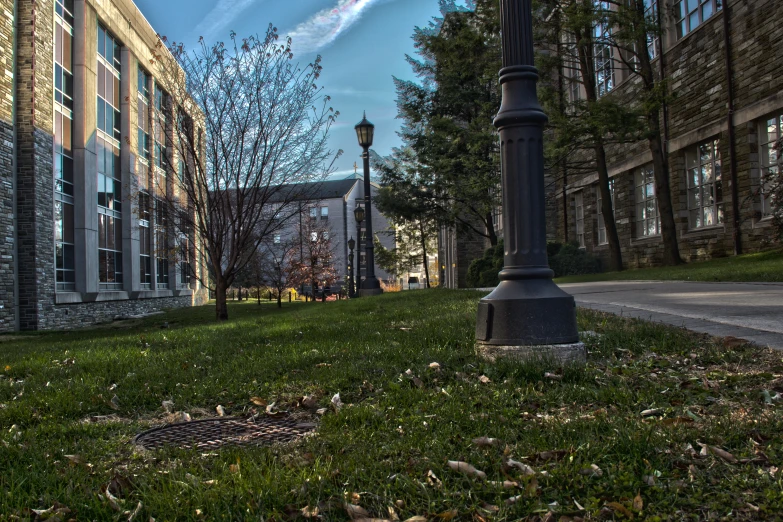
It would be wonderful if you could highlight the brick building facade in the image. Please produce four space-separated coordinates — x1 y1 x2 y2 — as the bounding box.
0 0 208 332
555 0 783 268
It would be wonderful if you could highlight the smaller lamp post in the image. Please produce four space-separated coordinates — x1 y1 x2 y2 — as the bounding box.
354 206 365 296
355 113 382 296
348 236 356 298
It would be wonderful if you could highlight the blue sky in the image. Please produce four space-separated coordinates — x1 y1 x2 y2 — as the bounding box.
134 0 444 179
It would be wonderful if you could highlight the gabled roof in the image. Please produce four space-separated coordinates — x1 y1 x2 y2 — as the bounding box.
268 179 361 203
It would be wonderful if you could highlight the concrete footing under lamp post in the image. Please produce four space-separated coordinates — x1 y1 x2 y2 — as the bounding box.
475 0 585 367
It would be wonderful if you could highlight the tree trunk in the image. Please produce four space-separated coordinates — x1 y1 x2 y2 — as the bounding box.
215 276 229 321
485 213 498 246
595 143 623 271
420 221 431 288
632 5 683 266
277 292 282 308
648 125 683 265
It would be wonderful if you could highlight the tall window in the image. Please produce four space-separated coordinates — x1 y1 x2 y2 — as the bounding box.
686 139 723 229
138 68 152 288
139 193 152 288
597 179 615 245
309 207 318 220
153 84 168 193
638 0 660 60
759 114 782 218
321 206 329 220
155 199 169 289
575 192 585 248
675 0 722 39
594 1 614 97
634 165 660 237
55 0 75 291
97 25 123 289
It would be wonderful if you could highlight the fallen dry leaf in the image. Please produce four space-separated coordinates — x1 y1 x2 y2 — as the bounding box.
633 493 643 512
641 408 663 418
162 400 175 413
332 393 344 412
487 480 518 489
426 469 442 488
429 362 441 370
544 372 562 381
448 460 487 480
301 395 319 410
102 487 124 512
250 397 268 407
109 394 120 410
709 446 738 463
403 518 427 522
505 495 522 505
216 405 226 417
478 375 491 384
607 502 633 518
436 509 458 521
344 503 370 519
579 464 603 477
301 505 320 518
481 502 500 513
128 501 143 522
505 459 536 476
387 505 400 521
472 436 499 447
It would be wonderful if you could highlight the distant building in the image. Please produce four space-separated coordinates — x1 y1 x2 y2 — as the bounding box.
261 177 396 292
0 0 208 332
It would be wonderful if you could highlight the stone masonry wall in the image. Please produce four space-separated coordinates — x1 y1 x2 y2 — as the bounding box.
0 120 14 333
43 290 209 330
553 0 783 268
0 0 16 332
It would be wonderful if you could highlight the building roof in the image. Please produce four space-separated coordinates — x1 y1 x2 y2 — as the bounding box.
268 179 361 203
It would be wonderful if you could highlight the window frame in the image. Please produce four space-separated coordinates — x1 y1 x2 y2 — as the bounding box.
686 139 724 230
634 165 661 238
597 179 616 246
674 0 722 40
574 191 585 248
759 113 782 219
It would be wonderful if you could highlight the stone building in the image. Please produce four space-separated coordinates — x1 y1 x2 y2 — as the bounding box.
554 0 783 268
0 0 208 333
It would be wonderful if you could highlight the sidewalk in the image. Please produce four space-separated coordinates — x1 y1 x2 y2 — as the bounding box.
559 281 783 349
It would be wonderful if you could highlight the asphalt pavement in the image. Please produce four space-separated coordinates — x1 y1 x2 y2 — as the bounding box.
557 281 783 350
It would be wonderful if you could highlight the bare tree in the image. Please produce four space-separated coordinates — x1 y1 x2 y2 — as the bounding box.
147 27 340 320
258 235 300 308
287 218 339 302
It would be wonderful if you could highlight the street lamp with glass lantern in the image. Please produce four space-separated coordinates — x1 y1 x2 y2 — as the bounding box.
355 113 383 296
475 0 584 365
348 236 356 298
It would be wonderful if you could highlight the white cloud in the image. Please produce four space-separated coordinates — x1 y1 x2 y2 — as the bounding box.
287 0 387 54
193 0 263 42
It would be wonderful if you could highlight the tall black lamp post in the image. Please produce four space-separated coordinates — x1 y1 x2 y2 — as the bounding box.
476 0 584 364
348 236 356 298
353 206 365 296
355 113 383 296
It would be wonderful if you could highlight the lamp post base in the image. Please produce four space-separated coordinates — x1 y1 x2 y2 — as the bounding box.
477 342 586 366
359 277 383 297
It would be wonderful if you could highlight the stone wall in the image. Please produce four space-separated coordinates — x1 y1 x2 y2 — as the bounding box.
44 290 209 330
552 0 783 268
0 0 15 333
0 119 14 333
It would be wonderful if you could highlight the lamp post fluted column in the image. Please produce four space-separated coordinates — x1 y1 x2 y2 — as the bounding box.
355 113 383 296
476 0 584 364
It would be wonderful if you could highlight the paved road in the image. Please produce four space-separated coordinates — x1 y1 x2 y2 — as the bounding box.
556 281 783 349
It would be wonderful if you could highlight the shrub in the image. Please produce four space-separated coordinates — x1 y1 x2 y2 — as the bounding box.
467 240 601 287
549 242 602 277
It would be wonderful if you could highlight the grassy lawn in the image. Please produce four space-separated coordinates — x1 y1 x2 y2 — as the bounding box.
555 248 783 284
1 291 782 520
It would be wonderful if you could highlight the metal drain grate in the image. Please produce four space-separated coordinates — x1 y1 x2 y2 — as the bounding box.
133 416 317 450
